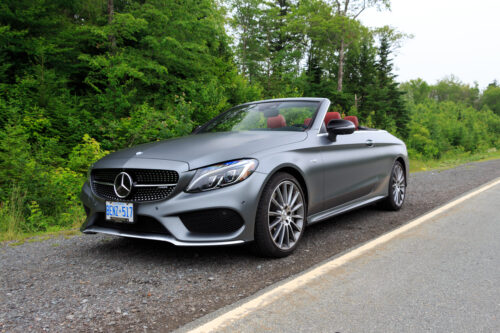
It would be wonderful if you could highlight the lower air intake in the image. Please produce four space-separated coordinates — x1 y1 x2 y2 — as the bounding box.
179 209 244 234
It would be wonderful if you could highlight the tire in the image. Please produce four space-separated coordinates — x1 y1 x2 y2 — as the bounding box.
253 172 306 258
380 161 406 211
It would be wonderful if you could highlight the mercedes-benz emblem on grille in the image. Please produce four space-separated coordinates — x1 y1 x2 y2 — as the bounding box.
114 172 133 198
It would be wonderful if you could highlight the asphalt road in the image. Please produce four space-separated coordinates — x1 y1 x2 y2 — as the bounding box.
184 179 500 332
1 159 500 332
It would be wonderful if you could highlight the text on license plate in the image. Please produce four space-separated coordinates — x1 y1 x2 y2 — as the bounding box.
106 201 134 223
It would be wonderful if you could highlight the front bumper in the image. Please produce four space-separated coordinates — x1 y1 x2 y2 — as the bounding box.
80 171 268 246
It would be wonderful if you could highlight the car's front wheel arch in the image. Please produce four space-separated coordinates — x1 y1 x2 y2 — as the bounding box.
263 165 309 210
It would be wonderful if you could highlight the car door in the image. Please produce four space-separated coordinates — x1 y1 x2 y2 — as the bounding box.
317 129 381 210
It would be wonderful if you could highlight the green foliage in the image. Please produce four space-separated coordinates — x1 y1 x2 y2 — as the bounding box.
431 75 479 107
0 186 26 238
406 100 500 160
68 134 109 175
0 0 258 234
0 0 499 237
481 82 500 115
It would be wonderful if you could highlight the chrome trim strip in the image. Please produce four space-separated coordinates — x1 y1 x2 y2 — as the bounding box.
83 226 245 246
92 181 176 188
93 181 113 186
307 195 385 225
134 183 177 188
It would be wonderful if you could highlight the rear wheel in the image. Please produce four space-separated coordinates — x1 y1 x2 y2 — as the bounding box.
380 161 406 211
254 172 306 257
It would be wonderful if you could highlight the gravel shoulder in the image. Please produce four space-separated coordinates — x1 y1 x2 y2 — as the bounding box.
1 159 500 332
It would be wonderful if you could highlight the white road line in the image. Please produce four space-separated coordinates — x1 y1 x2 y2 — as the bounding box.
187 177 500 333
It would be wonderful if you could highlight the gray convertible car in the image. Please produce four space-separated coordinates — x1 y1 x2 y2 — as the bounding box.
80 98 408 257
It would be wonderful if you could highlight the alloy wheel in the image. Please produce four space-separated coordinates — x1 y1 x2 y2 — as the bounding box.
267 180 305 250
392 163 406 207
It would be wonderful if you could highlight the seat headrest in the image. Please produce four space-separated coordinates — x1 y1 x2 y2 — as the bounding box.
344 116 359 129
324 112 341 125
304 118 312 127
267 114 286 128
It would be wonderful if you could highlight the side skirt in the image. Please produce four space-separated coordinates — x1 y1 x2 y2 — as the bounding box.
307 195 385 225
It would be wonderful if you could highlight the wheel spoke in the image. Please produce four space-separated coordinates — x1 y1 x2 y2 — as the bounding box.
276 187 285 207
278 225 285 247
269 218 281 230
268 211 281 217
291 202 303 212
397 168 404 182
284 225 290 248
281 184 288 206
273 223 283 240
290 220 301 232
288 225 296 242
271 195 283 210
287 185 294 205
289 191 299 208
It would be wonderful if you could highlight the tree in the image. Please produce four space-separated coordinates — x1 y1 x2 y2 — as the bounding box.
481 83 500 115
230 0 305 97
332 0 390 91
431 75 479 107
343 28 377 112
229 0 264 82
399 78 431 104
354 29 409 137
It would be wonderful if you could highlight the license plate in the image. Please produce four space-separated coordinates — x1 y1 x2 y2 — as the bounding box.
106 201 134 223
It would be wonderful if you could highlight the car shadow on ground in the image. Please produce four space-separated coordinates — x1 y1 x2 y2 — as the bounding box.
83 203 395 267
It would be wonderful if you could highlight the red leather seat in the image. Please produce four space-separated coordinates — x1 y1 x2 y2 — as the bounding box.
344 115 359 130
267 114 286 128
304 118 312 126
324 112 341 125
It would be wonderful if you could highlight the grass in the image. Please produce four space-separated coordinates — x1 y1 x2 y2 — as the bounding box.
0 187 26 242
409 148 500 173
0 225 82 245
2 149 500 245
0 188 84 244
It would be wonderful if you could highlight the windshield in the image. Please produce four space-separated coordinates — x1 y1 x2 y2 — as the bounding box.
199 101 320 133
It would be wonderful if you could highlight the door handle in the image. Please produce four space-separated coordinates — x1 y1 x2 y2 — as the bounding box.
365 139 374 147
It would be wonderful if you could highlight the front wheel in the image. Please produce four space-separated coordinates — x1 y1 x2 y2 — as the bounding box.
254 172 306 258
380 161 406 211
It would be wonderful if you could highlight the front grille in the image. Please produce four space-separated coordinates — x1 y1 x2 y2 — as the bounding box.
91 169 179 202
94 214 170 235
179 209 244 234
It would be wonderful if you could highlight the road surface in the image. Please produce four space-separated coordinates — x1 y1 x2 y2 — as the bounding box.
1 159 500 332
182 179 500 332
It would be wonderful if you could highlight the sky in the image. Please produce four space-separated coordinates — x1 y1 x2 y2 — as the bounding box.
360 0 500 89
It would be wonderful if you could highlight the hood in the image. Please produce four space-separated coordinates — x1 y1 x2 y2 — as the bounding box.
102 131 308 170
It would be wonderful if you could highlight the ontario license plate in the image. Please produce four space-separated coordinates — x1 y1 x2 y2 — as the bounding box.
106 201 134 223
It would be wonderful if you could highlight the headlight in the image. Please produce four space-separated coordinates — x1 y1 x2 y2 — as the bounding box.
186 159 258 192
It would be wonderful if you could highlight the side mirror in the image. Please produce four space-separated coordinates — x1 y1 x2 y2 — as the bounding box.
191 125 202 134
326 119 355 141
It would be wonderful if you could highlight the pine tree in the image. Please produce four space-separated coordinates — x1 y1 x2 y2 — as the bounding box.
372 33 409 137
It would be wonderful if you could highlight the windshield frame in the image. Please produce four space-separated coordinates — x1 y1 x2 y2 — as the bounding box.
196 99 323 134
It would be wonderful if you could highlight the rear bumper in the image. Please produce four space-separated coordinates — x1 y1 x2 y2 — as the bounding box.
80 171 268 245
